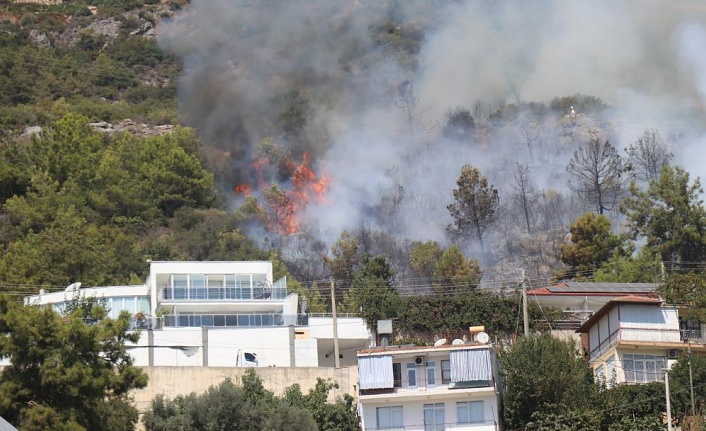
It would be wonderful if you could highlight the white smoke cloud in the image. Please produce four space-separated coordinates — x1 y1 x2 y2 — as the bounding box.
159 0 706 258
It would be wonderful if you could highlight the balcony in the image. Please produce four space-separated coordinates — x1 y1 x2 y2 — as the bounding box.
363 420 498 430
161 285 287 302
590 326 684 359
161 313 308 328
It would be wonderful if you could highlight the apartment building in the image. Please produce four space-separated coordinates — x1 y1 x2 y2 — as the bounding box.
357 340 501 430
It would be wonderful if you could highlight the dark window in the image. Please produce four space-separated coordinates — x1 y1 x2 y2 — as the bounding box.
441 359 451 384
393 363 402 388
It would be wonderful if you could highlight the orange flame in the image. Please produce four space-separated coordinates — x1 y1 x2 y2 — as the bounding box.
234 151 328 235
234 184 251 196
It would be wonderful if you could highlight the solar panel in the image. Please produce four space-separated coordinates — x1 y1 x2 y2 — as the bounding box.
545 282 660 294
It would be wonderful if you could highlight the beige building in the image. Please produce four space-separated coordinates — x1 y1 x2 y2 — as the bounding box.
577 295 705 386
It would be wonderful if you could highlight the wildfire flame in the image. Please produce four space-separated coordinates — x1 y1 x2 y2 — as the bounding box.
233 184 251 197
234 151 329 235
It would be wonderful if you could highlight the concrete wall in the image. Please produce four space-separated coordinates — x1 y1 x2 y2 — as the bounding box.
360 393 499 431
132 366 358 411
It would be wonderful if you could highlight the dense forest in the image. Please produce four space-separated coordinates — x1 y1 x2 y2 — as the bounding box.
0 0 706 327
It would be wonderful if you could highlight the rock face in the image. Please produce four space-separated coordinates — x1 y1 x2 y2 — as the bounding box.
13 0 61 4
21 125 42 137
89 119 174 136
87 18 121 39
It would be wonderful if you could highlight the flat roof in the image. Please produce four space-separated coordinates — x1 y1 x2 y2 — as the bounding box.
530 281 660 296
358 342 490 357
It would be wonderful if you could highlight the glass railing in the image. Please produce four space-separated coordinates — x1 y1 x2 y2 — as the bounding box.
161 286 287 301
161 313 308 328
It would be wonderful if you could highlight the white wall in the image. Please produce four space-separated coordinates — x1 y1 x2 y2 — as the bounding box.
294 338 319 367
129 325 346 367
309 317 370 340
360 394 499 431
207 326 291 367
151 328 203 366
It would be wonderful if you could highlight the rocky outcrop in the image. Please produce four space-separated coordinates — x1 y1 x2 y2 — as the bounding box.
13 0 61 4
21 125 42 137
90 119 174 136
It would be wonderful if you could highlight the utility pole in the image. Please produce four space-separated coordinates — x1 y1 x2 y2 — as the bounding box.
331 277 340 368
689 341 696 416
521 269 529 336
665 368 673 431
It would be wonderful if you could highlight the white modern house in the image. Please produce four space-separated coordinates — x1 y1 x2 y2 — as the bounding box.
576 295 706 386
23 261 370 368
357 340 501 430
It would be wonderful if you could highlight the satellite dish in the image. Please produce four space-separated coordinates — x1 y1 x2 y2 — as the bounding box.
475 332 490 344
179 346 199 357
434 338 447 347
452 339 464 345
65 282 81 292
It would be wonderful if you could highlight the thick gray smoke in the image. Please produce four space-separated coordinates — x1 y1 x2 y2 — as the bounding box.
159 0 706 262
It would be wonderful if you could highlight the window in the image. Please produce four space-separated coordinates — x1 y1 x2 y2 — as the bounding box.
457 401 484 424
681 318 702 340
172 274 188 299
623 354 665 383
191 275 206 299
407 363 417 388
377 406 403 429
594 364 605 385
441 359 451 384
208 275 223 299
237 274 252 299
426 361 436 387
424 403 445 431
393 363 402 388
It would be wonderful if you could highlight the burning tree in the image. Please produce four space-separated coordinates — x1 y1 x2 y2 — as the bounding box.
234 138 328 235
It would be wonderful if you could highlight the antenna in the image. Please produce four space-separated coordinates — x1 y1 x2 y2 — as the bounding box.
433 338 447 347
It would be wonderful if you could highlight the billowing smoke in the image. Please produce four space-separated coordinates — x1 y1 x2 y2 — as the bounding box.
158 0 706 268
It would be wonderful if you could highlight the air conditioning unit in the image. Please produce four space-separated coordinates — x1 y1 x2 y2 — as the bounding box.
668 349 680 359
414 356 425 365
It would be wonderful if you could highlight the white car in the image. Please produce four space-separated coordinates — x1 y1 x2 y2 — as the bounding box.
236 350 258 367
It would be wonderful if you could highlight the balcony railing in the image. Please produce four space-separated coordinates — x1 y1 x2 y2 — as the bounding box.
161 286 287 301
681 329 705 343
590 326 686 359
364 419 498 430
161 313 308 328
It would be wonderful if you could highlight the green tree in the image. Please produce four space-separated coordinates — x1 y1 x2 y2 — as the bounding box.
282 378 358 431
447 165 499 252
593 249 662 283
666 354 706 421
559 212 628 279
621 166 706 264
659 271 706 321
143 370 356 431
397 292 558 338
433 245 482 294
26 113 104 188
0 206 144 286
342 254 399 330
499 334 598 430
324 231 362 306
601 382 665 430
0 296 147 431
408 240 442 279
